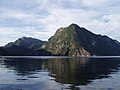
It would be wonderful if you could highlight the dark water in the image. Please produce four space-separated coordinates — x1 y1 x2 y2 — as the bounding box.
0 57 120 90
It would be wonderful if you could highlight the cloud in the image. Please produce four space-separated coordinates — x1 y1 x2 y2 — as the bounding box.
82 0 107 6
0 0 120 46
0 26 50 46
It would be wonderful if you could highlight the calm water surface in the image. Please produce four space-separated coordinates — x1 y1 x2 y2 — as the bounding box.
0 56 120 90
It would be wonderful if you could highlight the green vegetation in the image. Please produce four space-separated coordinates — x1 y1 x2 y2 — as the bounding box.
43 24 91 56
1 23 120 56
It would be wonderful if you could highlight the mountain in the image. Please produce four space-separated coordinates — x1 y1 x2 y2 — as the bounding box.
1 24 120 56
42 24 120 56
0 47 11 56
3 37 49 56
4 37 45 50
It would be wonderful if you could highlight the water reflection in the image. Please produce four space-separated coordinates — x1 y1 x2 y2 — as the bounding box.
2 59 46 76
0 57 120 90
46 58 120 86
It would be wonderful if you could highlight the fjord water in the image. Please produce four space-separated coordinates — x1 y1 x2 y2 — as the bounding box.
0 57 120 90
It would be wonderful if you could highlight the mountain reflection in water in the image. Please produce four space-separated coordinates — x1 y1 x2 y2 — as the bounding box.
0 57 120 90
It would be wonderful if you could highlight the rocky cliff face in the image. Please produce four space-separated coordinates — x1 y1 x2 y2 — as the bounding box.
42 24 120 56
42 24 91 56
1 24 120 56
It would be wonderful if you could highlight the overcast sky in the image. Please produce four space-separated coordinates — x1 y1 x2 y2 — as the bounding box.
0 0 120 46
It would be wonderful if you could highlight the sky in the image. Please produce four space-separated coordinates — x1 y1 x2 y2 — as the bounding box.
0 0 120 46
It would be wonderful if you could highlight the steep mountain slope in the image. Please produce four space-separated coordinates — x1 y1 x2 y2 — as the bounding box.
42 24 120 56
1 24 120 56
42 24 91 56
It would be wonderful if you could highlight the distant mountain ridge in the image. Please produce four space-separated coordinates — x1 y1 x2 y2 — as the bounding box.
1 23 120 56
2 37 50 56
4 37 45 50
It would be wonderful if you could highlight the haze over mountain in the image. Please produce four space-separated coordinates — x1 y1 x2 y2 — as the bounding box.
2 37 50 56
4 37 45 50
1 24 120 56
